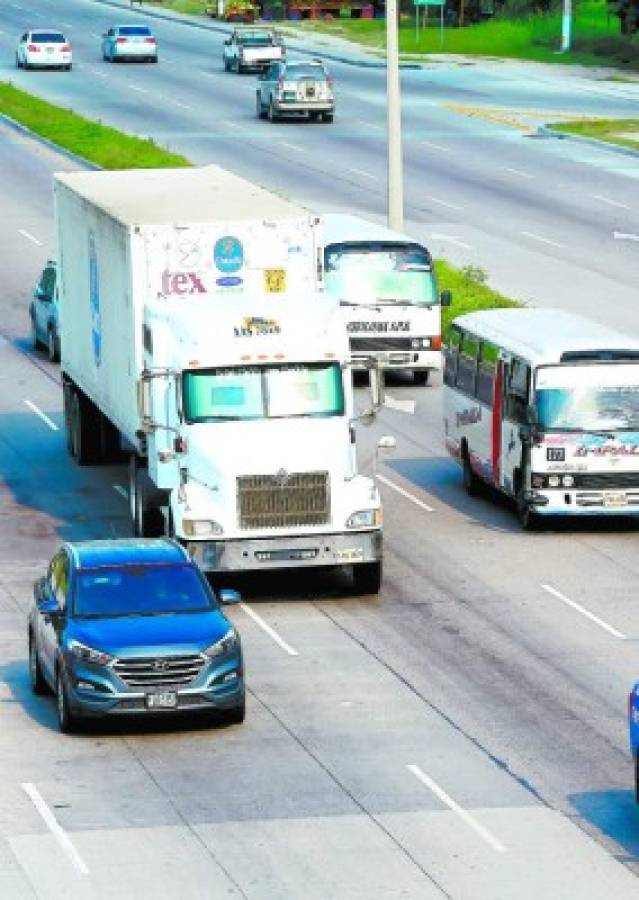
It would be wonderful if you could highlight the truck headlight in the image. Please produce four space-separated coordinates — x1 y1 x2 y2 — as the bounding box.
182 519 224 537
346 509 382 528
68 640 112 666
204 628 239 658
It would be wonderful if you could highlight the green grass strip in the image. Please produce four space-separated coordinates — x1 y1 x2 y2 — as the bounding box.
437 261 521 340
549 117 639 151
0 80 191 169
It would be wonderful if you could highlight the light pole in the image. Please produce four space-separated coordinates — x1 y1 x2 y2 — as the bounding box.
560 0 572 51
386 0 404 231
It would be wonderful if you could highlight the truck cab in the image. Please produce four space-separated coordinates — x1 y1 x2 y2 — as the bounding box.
223 28 284 73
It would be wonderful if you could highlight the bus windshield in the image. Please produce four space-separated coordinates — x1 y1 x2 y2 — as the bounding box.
324 242 437 306
536 364 639 432
183 362 344 422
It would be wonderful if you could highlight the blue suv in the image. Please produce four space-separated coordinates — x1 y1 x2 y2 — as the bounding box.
28 539 245 732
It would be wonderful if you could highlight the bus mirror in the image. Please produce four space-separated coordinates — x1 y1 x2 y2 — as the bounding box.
440 289 452 307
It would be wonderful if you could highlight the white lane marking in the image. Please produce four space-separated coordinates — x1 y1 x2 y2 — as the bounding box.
200 70 218 77
376 473 434 513
428 196 463 211
171 99 192 110
90 69 108 79
384 394 416 414
541 584 626 640
504 167 534 179
18 229 42 246
592 194 630 210
21 783 90 875
430 233 471 250
239 602 298 656
614 231 639 242
421 140 448 152
407 765 507 853
355 119 382 130
24 400 58 432
521 230 564 249
348 167 375 180
128 85 149 94
113 485 128 500
280 142 305 153
222 119 244 129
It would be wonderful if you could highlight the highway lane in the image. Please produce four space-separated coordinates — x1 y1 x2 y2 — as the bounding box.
2 124 639 897
0 0 639 331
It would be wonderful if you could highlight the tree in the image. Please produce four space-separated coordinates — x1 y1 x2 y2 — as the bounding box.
608 0 639 33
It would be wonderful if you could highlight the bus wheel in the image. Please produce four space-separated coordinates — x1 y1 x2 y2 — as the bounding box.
517 495 538 530
462 453 480 497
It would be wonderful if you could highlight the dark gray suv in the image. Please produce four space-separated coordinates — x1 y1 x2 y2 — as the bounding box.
256 59 334 123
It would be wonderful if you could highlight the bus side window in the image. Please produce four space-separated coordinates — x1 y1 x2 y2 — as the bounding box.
456 333 479 396
476 341 499 406
443 327 461 387
504 358 530 422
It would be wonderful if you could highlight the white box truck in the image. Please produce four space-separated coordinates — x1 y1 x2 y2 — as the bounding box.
56 166 385 592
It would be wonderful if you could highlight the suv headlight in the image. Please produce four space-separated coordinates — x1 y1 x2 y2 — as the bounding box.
183 519 224 537
68 640 112 666
346 509 382 528
204 628 239 659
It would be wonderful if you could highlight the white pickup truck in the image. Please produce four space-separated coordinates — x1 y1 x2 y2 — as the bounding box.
223 28 284 73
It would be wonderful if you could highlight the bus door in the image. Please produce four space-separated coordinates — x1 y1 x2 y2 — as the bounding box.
501 357 531 497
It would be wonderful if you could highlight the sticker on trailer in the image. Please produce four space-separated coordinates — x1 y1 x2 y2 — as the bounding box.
214 236 244 273
88 231 101 367
264 269 286 293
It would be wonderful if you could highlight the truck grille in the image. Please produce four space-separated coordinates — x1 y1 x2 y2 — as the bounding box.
238 471 330 529
576 472 639 489
112 654 204 688
350 337 413 352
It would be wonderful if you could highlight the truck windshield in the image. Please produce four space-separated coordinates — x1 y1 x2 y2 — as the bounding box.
74 565 213 618
324 242 437 306
183 363 344 422
536 364 639 432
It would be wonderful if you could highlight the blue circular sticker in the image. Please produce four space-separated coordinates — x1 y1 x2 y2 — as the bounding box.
214 236 244 274
88 231 101 368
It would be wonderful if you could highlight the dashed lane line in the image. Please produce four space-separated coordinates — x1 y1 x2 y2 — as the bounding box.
239 602 299 656
18 229 42 246
24 400 58 432
22 783 90 875
541 583 626 640
521 230 564 249
377 473 434 513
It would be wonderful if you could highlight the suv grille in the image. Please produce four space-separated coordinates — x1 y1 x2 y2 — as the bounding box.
576 472 639 489
113 654 204 688
238 471 330 529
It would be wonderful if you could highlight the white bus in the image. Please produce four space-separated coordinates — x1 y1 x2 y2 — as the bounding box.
323 214 450 385
443 308 639 527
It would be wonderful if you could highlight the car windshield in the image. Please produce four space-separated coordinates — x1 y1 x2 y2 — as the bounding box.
325 242 437 306
286 65 326 80
183 362 344 422
74 565 213 618
32 32 65 43
119 26 152 36
536 364 639 432
239 32 273 45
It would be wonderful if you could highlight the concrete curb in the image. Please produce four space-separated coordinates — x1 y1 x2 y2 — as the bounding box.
93 0 422 69
538 125 639 159
0 109 98 170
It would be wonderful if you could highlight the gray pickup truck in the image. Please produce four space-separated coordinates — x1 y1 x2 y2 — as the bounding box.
223 28 284 73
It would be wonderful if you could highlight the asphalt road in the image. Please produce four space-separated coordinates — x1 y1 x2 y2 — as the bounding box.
0 0 639 331
2 5 639 898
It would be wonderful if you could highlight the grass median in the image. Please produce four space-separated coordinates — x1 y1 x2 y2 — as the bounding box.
0 81 191 169
0 78 520 326
549 117 639 151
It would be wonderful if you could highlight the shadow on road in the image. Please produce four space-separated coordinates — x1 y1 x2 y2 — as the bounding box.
570 789 639 865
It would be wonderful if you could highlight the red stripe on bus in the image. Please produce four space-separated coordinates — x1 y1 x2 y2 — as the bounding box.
491 360 503 484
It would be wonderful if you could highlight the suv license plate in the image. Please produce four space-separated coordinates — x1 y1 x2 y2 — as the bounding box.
604 492 627 508
146 691 177 709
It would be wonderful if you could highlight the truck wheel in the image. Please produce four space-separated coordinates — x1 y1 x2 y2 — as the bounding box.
413 370 429 386
267 100 278 123
352 561 382 595
129 459 164 537
462 451 480 497
70 388 100 465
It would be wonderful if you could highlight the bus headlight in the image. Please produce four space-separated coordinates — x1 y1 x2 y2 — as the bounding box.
547 475 561 488
562 475 575 488
183 519 224 537
411 338 430 349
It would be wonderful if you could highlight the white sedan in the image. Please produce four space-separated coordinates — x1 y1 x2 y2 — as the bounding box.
102 25 158 63
16 30 72 71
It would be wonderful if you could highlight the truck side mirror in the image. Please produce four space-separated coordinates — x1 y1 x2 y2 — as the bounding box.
369 363 385 410
137 372 153 433
440 289 452 307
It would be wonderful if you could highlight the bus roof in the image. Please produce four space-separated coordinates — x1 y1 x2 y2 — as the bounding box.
453 308 639 366
323 213 425 248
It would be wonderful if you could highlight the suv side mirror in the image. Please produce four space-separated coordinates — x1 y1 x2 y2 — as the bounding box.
34 578 61 616
440 289 452 307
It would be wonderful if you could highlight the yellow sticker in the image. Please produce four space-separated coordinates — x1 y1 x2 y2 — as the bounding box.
264 269 286 293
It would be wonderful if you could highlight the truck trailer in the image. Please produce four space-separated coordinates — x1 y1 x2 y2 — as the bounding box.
55 166 384 592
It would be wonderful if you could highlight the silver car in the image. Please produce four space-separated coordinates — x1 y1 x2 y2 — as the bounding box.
256 59 334 123
102 25 158 63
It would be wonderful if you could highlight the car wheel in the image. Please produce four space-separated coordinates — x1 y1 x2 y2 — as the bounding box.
56 669 77 734
352 561 382 595
462 451 480 497
47 328 60 363
15 54 22 69
30 314 41 350
267 99 278 123
29 636 47 695
256 92 266 119
322 112 334 123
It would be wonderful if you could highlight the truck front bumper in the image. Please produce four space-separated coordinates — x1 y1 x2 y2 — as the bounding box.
350 349 441 372
186 530 382 572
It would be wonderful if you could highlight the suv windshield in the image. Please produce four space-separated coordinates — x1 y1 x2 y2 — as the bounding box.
183 362 344 422
119 26 152 36
239 32 273 45
536 364 639 432
74 565 213 618
33 32 65 43
325 242 437 306
286 65 326 80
